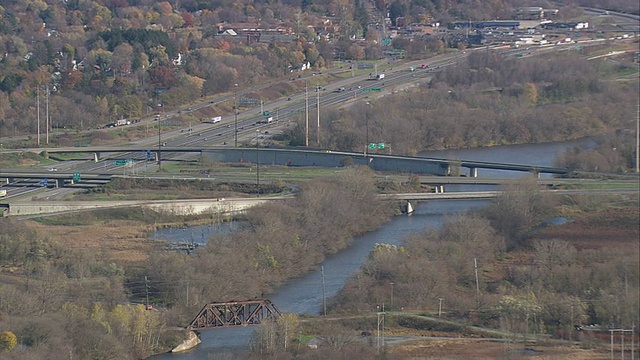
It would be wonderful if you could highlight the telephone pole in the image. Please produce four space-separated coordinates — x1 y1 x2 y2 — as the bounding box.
636 100 640 174
145 276 150 309
36 86 40 145
317 86 320 146
321 266 326 316
305 81 309 147
234 84 239 147
157 116 162 169
474 258 480 307
45 85 50 145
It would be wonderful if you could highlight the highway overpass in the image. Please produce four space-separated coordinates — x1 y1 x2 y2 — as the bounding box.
37 146 569 177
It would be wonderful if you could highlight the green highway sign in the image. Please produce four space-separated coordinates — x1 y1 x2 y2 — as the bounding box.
114 159 133 166
72 173 81 181
369 143 377 149
368 143 386 150
360 88 382 93
378 143 385 149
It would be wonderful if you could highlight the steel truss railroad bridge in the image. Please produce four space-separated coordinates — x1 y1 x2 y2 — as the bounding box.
187 299 281 330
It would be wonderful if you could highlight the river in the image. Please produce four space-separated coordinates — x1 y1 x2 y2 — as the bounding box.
153 138 593 359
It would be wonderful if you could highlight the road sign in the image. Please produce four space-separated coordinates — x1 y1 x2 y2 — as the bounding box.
360 88 382 93
72 173 81 181
114 160 127 166
378 143 385 149
146 150 151 160
40 178 48 186
369 143 377 149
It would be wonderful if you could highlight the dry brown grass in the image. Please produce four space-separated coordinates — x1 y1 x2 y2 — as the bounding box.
535 207 639 250
28 220 156 264
389 339 609 359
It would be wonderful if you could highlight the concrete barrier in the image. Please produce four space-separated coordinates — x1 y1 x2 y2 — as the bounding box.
171 331 201 352
6 198 276 217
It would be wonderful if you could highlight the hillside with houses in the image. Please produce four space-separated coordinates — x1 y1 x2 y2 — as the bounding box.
0 0 637 138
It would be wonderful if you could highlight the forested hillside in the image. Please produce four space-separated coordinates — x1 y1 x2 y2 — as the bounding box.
1 0 637 138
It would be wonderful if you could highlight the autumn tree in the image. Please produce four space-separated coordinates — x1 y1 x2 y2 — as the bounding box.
0 331 17 351
252 313 300 353
484 176 554 249
498 292 542 340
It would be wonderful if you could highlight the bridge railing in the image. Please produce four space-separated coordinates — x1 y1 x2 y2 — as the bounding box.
187 298 281 330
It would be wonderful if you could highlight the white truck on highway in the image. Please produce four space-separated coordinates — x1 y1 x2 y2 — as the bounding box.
376 73 385 80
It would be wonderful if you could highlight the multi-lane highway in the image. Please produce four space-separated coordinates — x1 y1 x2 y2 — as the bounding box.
1 26 638 199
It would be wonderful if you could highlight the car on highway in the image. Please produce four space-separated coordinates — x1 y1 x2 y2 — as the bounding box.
48 168 58 172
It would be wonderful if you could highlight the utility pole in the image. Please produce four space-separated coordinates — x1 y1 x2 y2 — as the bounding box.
45 85 49 145
390 282 394 309
474 258 480 307
256 130 260 196
305 81 309 147
36 86 40 145
316 86 320 146
145 276 150 309
157 116 162 169
636 100 640 174
377 306 385 351
234 83 239 147
570 303 574 342
185 279 189 307
438 298 444 317
321 266 326 316
365 101 371 156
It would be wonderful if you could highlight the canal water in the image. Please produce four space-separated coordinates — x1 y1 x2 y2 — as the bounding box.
153 139 592 359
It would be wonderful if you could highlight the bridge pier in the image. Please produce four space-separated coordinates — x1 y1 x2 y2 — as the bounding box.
406 201 414 214
469 167 478 177
434 185 445 193
93 152 100 162
155 152 159 162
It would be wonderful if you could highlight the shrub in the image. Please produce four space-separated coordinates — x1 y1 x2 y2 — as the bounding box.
0 331 18 351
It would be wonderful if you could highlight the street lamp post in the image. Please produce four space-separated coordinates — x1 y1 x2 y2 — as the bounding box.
365 101 371 156
234 83 238 147
390 282 394 309
157 103 162 169
256 130 260 195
